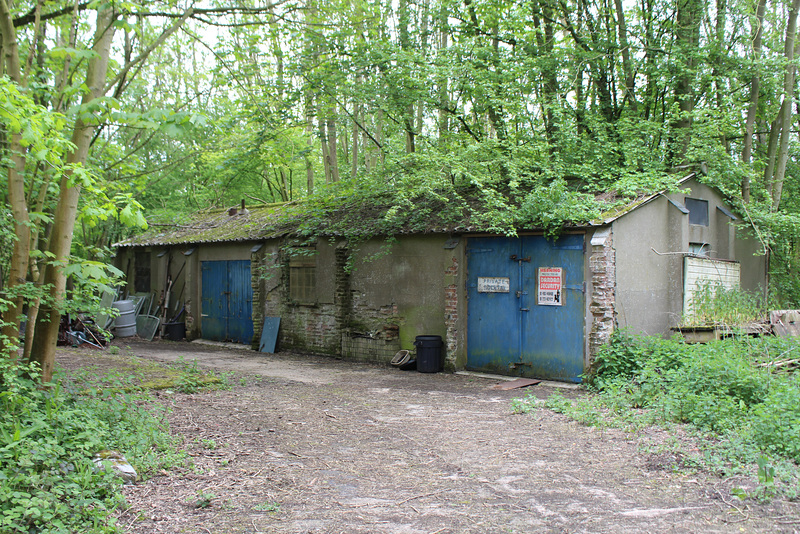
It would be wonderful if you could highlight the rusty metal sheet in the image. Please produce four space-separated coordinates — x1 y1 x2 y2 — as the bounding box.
492 378 541 390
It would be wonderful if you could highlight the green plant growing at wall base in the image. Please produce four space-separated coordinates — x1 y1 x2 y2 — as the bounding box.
682 281 767 328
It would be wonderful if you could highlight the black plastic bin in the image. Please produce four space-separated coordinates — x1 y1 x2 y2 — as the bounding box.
163 322 186 341
414 335 443 373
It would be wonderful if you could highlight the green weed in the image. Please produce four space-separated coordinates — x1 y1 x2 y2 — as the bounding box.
189 490 216 509
0 359 186 533
683 281 767 327
510 394 540 414
254 501 281 512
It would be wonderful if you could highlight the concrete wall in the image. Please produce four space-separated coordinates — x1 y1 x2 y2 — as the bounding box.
613 178 768 336
255 235 467 368
612 196 682 335
736 229 768 296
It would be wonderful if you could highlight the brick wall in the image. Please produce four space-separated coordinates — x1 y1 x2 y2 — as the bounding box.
253 237 455 367
344 262 403 364
262 244 341 354
589 228 616 365
341 334 400 363
444 256 459 370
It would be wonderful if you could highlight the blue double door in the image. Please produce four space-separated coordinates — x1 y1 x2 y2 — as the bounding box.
201 260 253 344
466 235 585 382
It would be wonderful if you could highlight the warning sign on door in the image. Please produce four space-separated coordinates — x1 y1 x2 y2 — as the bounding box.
538 267 563 306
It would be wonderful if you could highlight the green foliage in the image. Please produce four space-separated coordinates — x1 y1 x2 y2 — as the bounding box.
188 490 216 509
532 333 800 499
732 456 779 503
0 76 74 166
750 379 800 461
176 358 205 393
62 257 125 314
760 211 800 308
510 393 540 414
516 179 601 237
253 501 281 513
684 281 767 327
174 356 225 393
587 330 690 389
0 360 185 533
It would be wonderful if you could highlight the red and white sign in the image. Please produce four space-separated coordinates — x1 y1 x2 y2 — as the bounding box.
538 267 563 306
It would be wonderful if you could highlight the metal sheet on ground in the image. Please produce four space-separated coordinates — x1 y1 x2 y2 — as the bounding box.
491 378 542 390
259 317 281 353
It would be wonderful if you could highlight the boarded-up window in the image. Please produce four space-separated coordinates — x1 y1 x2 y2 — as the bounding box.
685 198 709 226
683 256 740 318
289 254 316 303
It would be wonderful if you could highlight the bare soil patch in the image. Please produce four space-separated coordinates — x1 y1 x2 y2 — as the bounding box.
57 339 800 533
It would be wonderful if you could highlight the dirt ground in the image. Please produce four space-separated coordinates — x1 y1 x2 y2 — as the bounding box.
56 339 800 534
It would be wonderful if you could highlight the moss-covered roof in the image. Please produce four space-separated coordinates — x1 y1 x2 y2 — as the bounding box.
114 174 699 248
113 195 484 248
114 203 291 247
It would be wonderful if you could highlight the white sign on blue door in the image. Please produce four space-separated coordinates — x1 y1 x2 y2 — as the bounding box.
477 277 510 293
537 267 563 306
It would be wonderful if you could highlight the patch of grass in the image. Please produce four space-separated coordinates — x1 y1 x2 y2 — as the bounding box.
65 352 225 395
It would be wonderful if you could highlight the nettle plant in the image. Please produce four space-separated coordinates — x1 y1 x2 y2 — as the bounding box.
683 281 767 327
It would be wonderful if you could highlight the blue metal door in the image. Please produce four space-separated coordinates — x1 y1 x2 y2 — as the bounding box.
201 260 253 344
466 235 585 382
201 261 227 341
227 260 254 343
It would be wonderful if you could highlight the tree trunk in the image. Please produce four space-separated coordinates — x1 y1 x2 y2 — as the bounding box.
351 99 360 180
327 114 339 182
29 4 117 382
304 85 315 195
319 117 331 183
437 4 450 139
416 0 430 135
614 0 637 112
398 0 416 153
669 0 702 164
0 0 31 356
742 0 766 202
769 0 800 210
22 172 52 362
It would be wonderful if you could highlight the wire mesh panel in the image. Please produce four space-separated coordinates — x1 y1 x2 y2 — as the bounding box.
136 315 160 341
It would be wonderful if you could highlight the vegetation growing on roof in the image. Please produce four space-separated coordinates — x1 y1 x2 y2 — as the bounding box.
122 174 611 249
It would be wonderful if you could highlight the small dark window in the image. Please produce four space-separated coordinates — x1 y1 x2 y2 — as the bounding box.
289 254 316 303
134 251 151 293
685 198 709 226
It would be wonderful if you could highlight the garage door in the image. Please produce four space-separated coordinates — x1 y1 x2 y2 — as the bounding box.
466 235 586 382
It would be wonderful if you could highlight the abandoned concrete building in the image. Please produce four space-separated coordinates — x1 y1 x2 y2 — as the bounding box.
113 174 767 382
